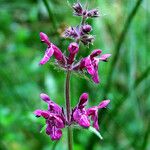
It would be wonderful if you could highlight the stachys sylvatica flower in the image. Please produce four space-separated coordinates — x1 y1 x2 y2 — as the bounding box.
34 1 111 147
34 93 66 140
34 93 110 140
39 32 110 83
73 49 111 83
72 93 110 130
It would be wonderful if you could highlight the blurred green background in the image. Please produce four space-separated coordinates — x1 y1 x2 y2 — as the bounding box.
0 0 149 150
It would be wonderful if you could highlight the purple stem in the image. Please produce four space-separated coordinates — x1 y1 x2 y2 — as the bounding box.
65 70 73 150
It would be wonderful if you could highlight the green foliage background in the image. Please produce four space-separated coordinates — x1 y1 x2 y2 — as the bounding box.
0 0 149 150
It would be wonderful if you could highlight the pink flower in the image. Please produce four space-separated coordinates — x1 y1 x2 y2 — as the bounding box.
68 42 79 64
34 93 66 140
87 100 110 130
72 93 110 130
73 49 111 83
72 93 90 127
39 32 66 65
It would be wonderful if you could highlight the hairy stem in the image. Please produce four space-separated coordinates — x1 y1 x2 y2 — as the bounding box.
65 70 73 150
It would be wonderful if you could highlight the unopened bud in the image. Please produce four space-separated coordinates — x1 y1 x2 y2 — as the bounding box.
73 3 83 16
82 24 92 33
87 9 99 18
68 42 79 54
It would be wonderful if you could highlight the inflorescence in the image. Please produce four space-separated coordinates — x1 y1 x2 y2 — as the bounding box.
34 2 111 141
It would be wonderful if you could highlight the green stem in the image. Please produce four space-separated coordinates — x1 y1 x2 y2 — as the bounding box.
65 70 73 150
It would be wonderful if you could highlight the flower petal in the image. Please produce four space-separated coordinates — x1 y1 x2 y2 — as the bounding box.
40 32 51 47
34 110 50 119
34 109 43 117
78 115 90 128
90 49 102 59
92 70 100 83
87 107 99 130
68 42 79 64
39 47 54 65
68 42 79 54
98 100 110 109
52 44 66 63
40 93 50 102
85 57 95 75
78 93 88 109
99 54 111 62
40 93 62 114
46 125 62 140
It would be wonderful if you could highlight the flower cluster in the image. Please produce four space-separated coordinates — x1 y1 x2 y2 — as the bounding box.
34 1 111 142
34 93 110 140
72 2 99 18
39 32 111 83
63 2 99 45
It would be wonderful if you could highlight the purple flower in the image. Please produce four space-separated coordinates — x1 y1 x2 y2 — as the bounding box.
72 93 90 127
82 24 92 33
73 50 111 83
34 93 66 140
63 26 79 39
72 93 110 130
87 100 110 130
39 32 66 65
68 42 79 64
72 2 83 16
87 9 99 18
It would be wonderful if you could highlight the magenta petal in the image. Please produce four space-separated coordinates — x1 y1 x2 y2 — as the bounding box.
53 116 65 128
34 109 43 117
99 54 111 62
78 115 90 128
34 110 50 119
87 107 97 116
73 109 90 128
93 116 99 130
85 57 95 75
50 127 62 140
52 44 65 63
78 93 88 108
40 93 50 102
40 32 51 46
68 42 79 54
41 111 50 119
46 125 62 141
39 47 54 65
90 49 102 59
98 100 110 109
92 70 100 84
68 42 79 64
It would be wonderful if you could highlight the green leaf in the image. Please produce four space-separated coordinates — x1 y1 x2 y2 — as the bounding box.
40 124 47 133
88 126 103 140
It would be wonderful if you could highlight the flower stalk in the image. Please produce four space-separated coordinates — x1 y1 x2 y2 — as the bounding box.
65 70 73 150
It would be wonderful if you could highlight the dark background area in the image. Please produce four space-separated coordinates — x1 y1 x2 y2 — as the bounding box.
0 0 149 150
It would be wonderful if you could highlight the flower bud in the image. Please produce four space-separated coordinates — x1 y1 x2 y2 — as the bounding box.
99 54 111 62
68 42 79 54
40 32 51 47
87 9 99 18
81 35 95 45
68 42 79 64
73 2 83 16
82 24 92 33
64 27 78 39
40 93 50 102
90 49 102 59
